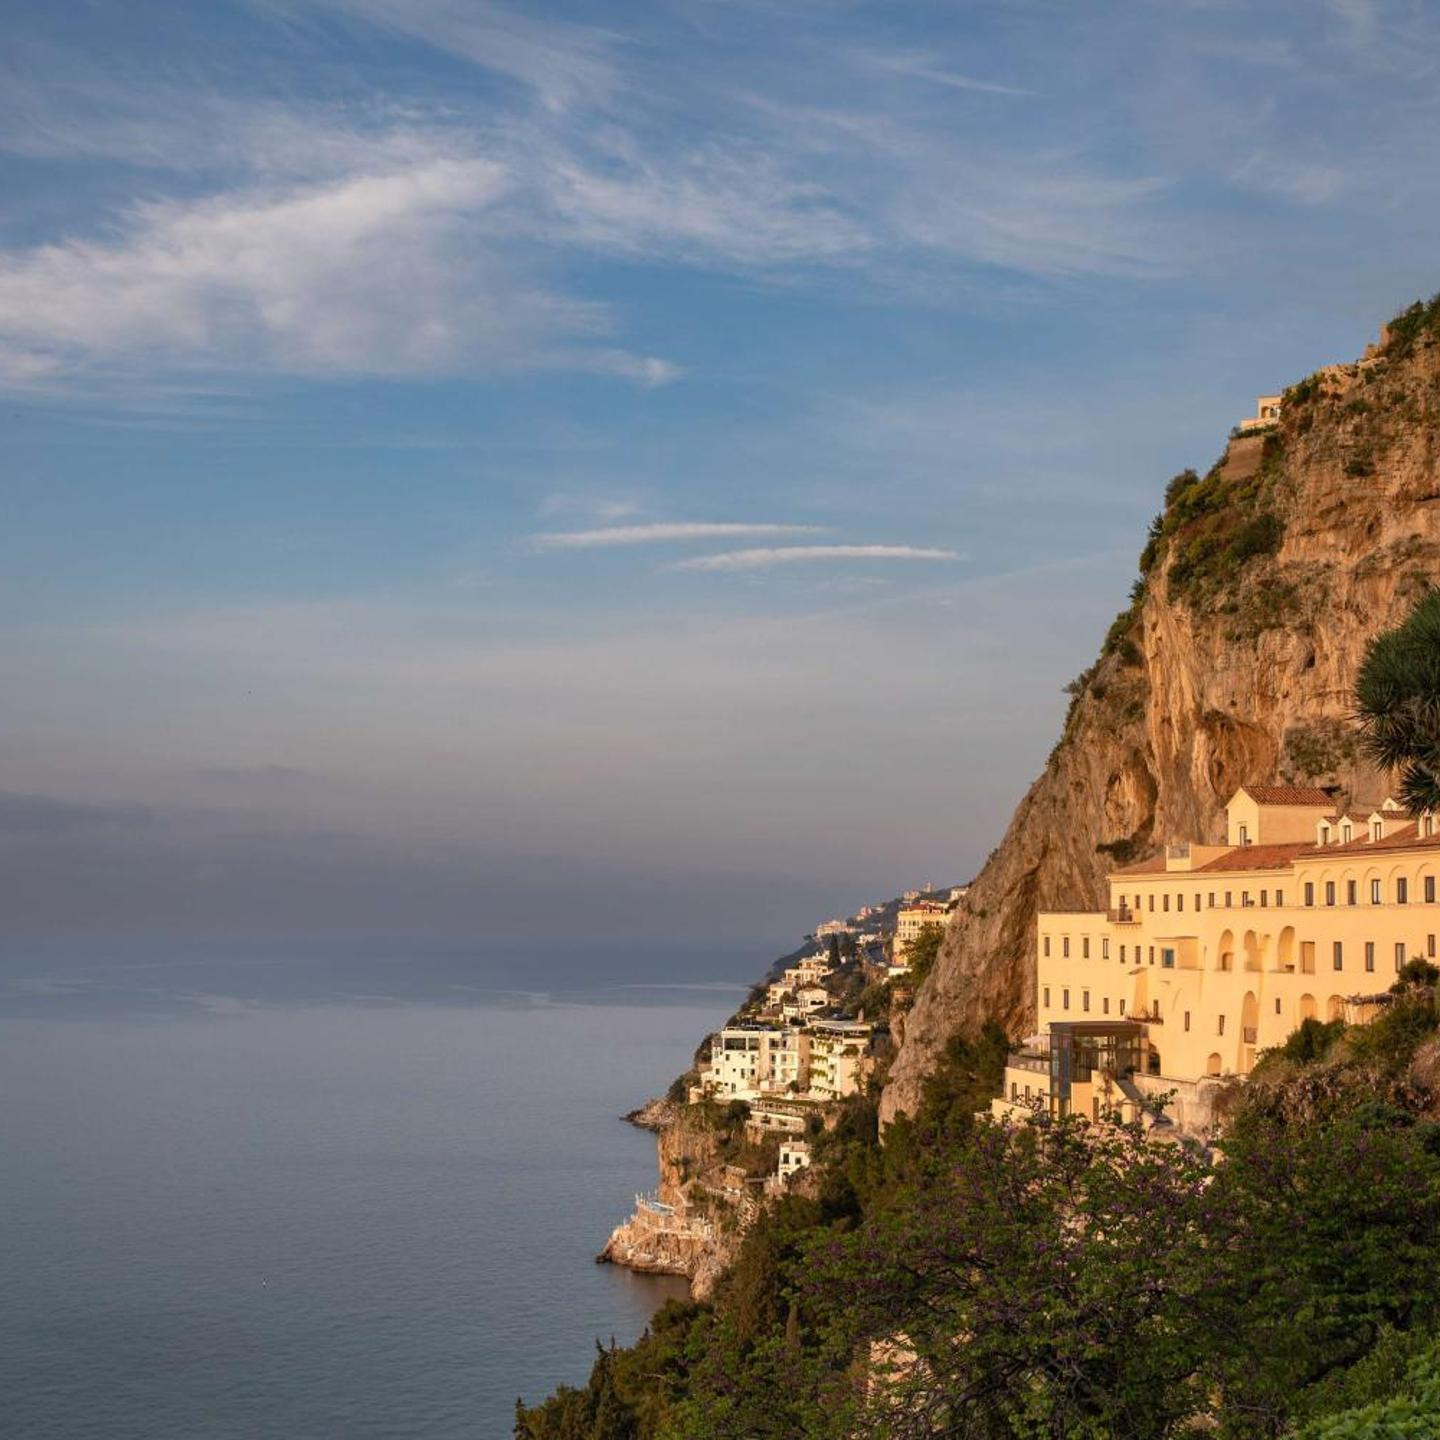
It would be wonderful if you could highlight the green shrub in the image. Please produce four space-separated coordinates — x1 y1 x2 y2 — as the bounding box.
1382 292 1440 358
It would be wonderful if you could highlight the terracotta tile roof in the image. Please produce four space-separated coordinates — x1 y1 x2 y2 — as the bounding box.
1195 843 1312 873
1300 822 1440 858
1239 784 1336 807
1328 811 1373 824
1111 855 1169 876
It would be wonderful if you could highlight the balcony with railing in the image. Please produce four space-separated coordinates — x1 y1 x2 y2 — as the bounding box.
1107 906 1140 924
1007 1048 1051 1074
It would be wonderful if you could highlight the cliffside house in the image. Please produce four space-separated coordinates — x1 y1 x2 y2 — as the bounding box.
1238 393 1282 433
994 784 1436 1134
807 1017 874 1102
893 897 952 965
707 1023 809 1101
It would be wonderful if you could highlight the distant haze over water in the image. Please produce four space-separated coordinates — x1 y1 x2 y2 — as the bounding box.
0 940 753 1438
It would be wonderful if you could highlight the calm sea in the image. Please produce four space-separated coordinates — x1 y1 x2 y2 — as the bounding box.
0 939 754 1439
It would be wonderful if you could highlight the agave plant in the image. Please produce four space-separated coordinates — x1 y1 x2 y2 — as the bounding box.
1355 588 1440 814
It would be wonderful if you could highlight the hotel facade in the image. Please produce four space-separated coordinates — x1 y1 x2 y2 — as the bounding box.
996 785 1440 1133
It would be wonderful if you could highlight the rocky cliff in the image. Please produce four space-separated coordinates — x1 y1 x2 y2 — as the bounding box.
599 1100 754 1299
882 308 1440 1125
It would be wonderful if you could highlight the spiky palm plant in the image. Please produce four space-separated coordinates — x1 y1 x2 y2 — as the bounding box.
1355 588 1440 814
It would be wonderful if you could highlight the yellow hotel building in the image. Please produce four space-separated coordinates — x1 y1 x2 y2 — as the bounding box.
996 785 1440 1134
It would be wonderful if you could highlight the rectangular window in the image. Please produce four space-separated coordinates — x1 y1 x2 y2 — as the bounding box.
1184 1011 1191 1032
1209 892 1216 908
1305 882 1315 907
1260 890 1268 907
1348 879 1357 906
1102 938 1109 959
1120 945 1127 962
1427 876 1436 904
1325 881 1336 907
1275 997 1282 1014
1043 936 1051 956
1372 879 1383 904
1276 890 1284 907
1218 1015 1226 1036
1082 990 1090 1012
1397 942 1407 973
1226 890 1233 908
1163 894 1170 912
1148 894 1154 912
1119 999 1126 1014
1243 890 1253 907
1430 935 1436 958
1148 946 1155 965
1103 997 1110 1014
1365 941 1376 973
1178 893 1185 911
1398 877 1409 905
1063 937 1070 957
1043 986 1051 1007
1063 989 1070 1010
1161 947 1175 969
1082 937 1090 958
1333 941 1344 971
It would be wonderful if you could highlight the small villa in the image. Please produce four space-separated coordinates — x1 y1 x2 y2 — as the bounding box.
1238 393 1283 433
995 784 1439 1134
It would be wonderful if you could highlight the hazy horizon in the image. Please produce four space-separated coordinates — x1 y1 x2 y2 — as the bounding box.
7 0 1440 947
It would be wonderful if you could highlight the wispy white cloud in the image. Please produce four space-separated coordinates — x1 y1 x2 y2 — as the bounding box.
531 521 822 550
255 0 617 111
862 50 1036 97
670 544 960 572
0 148 672 390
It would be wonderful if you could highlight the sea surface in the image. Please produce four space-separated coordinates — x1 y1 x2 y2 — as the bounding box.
0 938 755 1439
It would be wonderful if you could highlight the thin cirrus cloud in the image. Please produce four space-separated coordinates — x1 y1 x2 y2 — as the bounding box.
529 522 824 550
0 142 675 391
670 545 961 573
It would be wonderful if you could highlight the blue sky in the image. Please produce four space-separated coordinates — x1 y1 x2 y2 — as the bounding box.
3 0 1439 948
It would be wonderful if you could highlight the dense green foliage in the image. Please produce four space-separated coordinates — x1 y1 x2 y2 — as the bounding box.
1381 291 1440 359
1355 588 1440 813
518 991 1440 1439
1137 445 1288 611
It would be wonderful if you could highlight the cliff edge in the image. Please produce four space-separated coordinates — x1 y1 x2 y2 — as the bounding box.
882 309 1440 1124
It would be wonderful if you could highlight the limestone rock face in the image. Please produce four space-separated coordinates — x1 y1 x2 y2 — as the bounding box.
880 328 1440 1125
598 1103 748 1298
